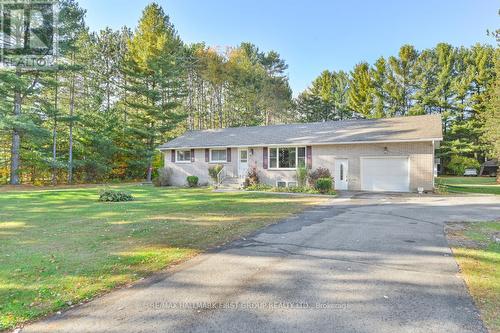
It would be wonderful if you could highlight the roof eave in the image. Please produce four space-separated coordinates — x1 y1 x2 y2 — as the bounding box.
158 137 443 151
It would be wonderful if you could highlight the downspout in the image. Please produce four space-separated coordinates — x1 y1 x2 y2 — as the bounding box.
432 140 435 189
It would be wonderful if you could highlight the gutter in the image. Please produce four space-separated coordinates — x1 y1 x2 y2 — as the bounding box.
158 138 444 151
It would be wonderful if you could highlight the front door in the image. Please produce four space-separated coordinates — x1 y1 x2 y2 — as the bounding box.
334 159 348 190
238 148 249 179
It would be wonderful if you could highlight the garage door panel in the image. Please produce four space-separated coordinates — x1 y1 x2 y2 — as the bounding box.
361 157 409 192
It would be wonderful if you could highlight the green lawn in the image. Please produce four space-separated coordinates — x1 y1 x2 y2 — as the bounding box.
437 176 500 195
447 222 500 333
0 185 324 330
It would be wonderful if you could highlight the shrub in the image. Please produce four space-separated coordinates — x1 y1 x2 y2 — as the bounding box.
434 178 448 194
208 164 224 182
296 167 308 187
186 176 199 187
308 167 331 186
245 184 273 191
315 178 333 194
153 167 171 187
99 190 134 202
273 186 318 194
245 184 336 195
447 155 480 176
243 167 260 188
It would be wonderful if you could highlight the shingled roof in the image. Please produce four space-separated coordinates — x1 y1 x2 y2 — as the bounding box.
159 114 443 149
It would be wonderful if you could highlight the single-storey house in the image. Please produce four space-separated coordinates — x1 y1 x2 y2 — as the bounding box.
159 114 443 192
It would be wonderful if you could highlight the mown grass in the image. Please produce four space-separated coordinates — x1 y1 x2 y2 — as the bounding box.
0 185 325 330
449 222 500 333
437 176 500 195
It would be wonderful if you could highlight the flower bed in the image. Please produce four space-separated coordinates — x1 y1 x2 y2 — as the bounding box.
245 184 336 195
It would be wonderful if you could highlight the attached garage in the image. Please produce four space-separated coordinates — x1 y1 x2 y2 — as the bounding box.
361 157 410 192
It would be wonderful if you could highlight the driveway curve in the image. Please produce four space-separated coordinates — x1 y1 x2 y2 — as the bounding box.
21 194 500 333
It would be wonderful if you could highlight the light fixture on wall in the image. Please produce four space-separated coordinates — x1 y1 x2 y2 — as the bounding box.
383 147 388 154
249 148 254 156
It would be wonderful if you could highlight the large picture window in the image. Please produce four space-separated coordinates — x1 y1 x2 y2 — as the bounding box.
210 149 227 162
269 147 306 169
176 150 191 162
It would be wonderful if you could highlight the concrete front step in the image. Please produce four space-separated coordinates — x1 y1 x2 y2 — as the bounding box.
218 177 243 190
221 177 241 183
218 186 241 190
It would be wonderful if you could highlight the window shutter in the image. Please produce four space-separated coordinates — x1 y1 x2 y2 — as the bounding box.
191 149 195 162
227 148 231 162
263 147 268 169
171 149 175 163
205 149 209 162
306 146 312 169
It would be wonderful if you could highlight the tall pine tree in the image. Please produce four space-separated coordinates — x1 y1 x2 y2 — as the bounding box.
122 3 186 182
348 62 374 117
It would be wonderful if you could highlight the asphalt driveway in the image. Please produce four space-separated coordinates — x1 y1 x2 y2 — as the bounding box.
21 194 500 333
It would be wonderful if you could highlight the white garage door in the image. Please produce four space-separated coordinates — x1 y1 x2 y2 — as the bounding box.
361 157 410 192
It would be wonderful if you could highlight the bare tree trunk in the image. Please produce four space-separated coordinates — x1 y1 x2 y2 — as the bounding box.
10 104 21 185
146 159 153 182
218 86 223 128
146 132 154 182
10 83 21 185
187 72 194 130
52 74 58 185
68 70 75 184
198 79 203 129
106 84 111 113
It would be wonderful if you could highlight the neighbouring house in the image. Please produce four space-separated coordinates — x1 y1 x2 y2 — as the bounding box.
480 159 498 177
159 115 443 192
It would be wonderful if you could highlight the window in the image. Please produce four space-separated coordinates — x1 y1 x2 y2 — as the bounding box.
176 150 191 162
277 181 297 188
210 149 227 162
298 147 306 168
240 150 248 163
270 148 278 168
269 147 306 169
279 147 296 168
276 181 287 188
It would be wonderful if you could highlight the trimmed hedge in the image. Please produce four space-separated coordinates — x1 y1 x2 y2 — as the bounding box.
308 167 331 186
315 178 333 194
187 176 199 187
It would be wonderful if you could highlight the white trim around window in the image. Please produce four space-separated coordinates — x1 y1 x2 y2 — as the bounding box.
209 148 228 163
268 146 306 170
176 150 192 163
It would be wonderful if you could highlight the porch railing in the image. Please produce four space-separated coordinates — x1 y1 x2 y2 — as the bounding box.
216 165 226 188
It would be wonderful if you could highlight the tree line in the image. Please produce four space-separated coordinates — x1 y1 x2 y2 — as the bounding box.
0 1 293 185
0 1 498 185
295 43 499 173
